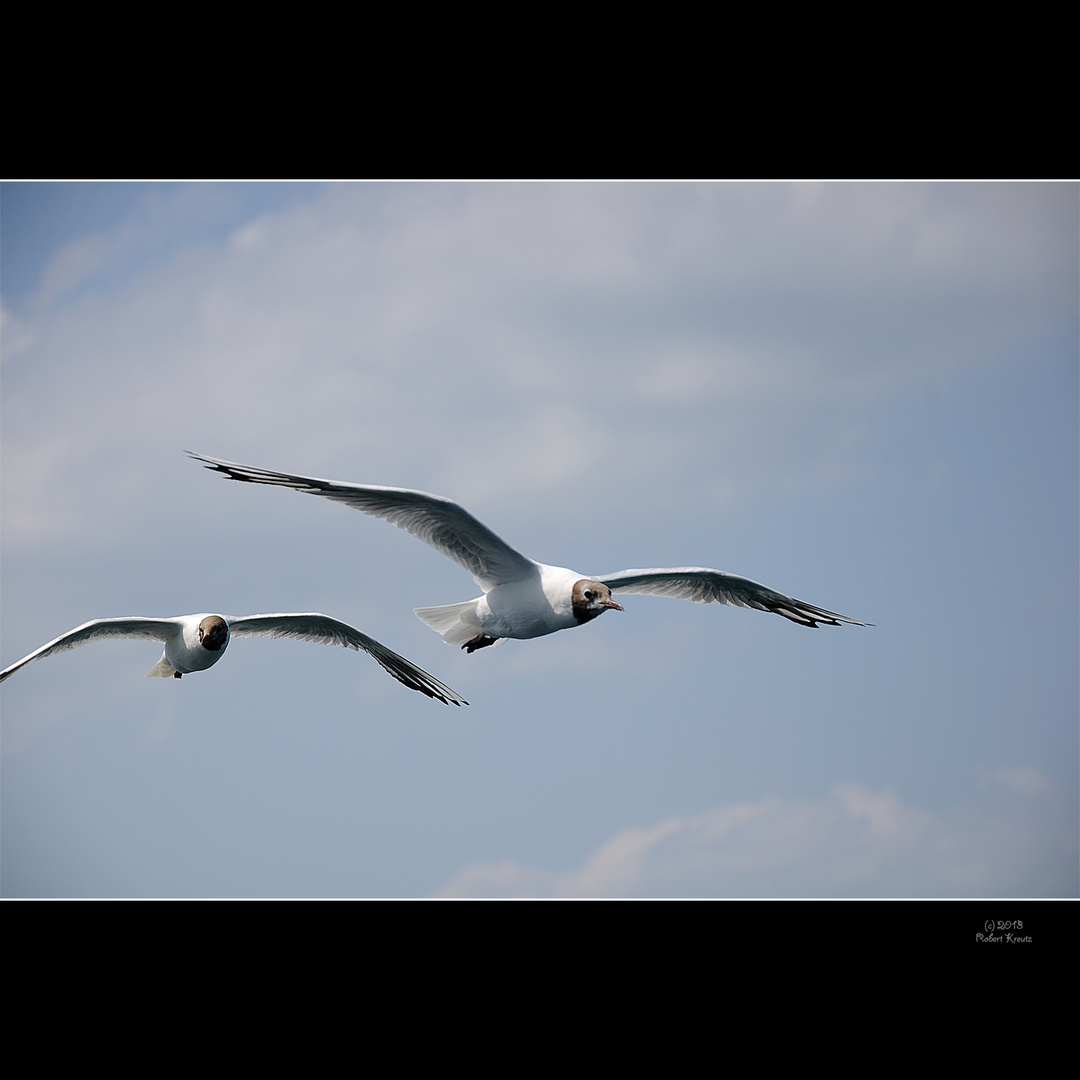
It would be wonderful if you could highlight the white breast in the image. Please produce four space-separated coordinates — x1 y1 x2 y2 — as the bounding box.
477 565 584 640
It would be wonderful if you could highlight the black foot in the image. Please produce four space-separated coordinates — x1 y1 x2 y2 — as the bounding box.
462 634 498 653
173 672 183 679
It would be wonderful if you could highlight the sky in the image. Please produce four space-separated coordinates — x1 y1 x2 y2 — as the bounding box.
1 181 1076 898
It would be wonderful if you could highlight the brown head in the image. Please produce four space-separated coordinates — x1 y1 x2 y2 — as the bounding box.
571 580 624 624
198 616 229 651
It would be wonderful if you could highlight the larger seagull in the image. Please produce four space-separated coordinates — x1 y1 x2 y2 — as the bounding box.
190 453 867 652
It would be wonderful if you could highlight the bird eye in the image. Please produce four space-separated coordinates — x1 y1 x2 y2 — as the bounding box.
584 590 594 600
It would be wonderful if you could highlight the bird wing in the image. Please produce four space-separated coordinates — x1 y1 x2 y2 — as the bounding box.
592 568 868 628
226 613 468 705
189 453 537 591
0 618 178 683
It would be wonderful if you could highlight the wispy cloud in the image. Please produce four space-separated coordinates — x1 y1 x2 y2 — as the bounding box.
6 184 1074 550
434 773 1076 898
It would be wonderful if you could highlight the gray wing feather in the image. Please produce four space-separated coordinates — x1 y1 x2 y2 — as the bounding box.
0 618 176 683
189 453 536 590
593 569 868 628
227 613 468 705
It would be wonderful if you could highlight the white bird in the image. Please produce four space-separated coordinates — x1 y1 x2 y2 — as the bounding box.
190 454 868 653
0 611 467 705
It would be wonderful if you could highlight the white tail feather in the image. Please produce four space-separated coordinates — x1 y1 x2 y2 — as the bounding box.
413 601 483 646
144 656 177 678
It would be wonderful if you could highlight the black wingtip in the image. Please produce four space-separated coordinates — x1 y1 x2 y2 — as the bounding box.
185 451 251 483
186 451 225 471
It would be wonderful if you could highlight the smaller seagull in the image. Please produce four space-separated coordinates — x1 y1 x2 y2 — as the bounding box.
0 612 467 705
189 453 869 652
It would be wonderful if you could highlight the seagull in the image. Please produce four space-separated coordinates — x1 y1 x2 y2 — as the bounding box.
189 453 868 652
0 611 467 705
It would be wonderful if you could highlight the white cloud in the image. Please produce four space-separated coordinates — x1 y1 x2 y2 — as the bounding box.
433 776 1075 898
5 183 1073 551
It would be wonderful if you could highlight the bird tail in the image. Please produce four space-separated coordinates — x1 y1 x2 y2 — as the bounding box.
144 655 177 678
414 600 487 646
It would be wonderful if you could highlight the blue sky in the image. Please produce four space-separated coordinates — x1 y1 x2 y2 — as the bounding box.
2 182 1076 897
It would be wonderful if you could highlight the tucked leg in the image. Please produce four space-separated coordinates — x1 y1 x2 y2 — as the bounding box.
462 634 498 653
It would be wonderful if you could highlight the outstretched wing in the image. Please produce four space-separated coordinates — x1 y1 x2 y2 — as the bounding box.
593 568 868 628
226 613 468 705
189 452 537 591
0 618 176 683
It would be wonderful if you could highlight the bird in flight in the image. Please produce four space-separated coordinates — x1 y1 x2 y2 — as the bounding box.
190 453 868 653
0 611 467 705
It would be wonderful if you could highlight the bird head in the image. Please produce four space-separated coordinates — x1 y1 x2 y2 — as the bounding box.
198 616 230 652
571 580 624 624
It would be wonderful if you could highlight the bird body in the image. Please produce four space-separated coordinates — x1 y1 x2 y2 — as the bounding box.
190 453 867 651
415 564 622 648
147 613 229 676
0 611 466 704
